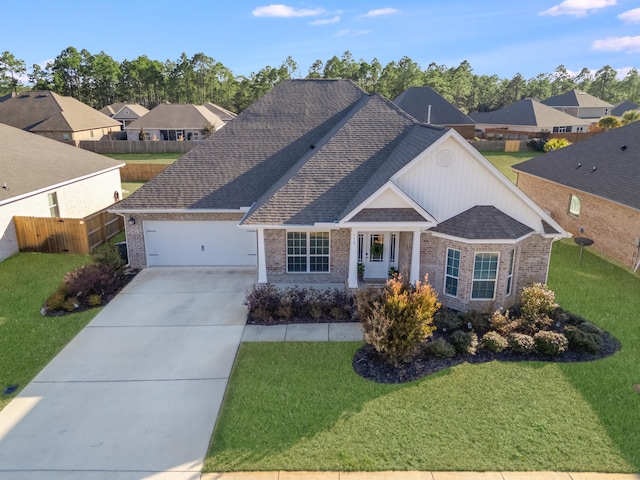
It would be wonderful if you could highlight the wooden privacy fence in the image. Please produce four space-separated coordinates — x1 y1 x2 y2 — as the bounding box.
120 163 168 181
78 140 196 154
14 209 124 255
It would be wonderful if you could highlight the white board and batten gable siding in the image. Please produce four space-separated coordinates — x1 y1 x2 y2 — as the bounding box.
393 134 547 233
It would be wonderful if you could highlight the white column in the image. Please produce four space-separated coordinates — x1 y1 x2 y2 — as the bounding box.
257 228 267 283
410 230 421 285
348 229 359 288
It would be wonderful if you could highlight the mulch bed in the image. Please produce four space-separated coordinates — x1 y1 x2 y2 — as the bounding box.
41 268 140 317
353 331 621 384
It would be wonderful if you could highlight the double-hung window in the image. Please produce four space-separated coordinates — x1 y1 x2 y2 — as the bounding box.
287 232 330 273
472 252 499 300
506 249 515 296
48 192 60 218
444 248 461 297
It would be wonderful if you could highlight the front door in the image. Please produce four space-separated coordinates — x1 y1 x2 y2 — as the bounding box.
364 233 388 278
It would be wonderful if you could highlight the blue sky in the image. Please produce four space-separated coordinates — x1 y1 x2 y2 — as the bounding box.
3 0 639 80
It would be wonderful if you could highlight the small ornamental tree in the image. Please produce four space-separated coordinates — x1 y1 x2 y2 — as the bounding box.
358 274 440 366
543 138 571 152
598 115 621 129
621 110 640 125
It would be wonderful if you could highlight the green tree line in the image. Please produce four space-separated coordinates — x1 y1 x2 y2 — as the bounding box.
1 48 639 114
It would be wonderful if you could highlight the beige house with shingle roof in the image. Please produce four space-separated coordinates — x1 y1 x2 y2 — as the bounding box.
124 102 236 141
541 89 613 122
0 90 121 144
0 124 124 261
100 103 149 127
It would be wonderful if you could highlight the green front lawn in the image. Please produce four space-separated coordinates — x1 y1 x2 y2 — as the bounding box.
483 151 543 183
103 152 182 164
206 240 640 473
0 253 99 411
122 181 145 198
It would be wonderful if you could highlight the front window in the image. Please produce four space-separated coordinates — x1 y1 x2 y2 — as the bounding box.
445 248 461 297
472 252 499 300
287 232 329 273
569 194 581 216
506 249 515 296
48 192 60 218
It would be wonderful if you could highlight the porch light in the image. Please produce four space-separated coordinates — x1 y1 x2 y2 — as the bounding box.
128 216 136 226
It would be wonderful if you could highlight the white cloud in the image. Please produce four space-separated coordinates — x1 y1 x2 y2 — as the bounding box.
540 0 617 17
333 29 350 37
252 4 324 17
355 30 371 36
309 15 340 25
619 7 640 23
592 36 640 52
363 8 399 17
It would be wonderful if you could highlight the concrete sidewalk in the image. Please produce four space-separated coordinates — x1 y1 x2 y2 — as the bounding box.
242 322 363 342
203 471 640 479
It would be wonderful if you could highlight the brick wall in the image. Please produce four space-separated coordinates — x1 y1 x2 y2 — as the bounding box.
518 172 640 269
265 228 350 284
420 232 552 312
125 212 245 268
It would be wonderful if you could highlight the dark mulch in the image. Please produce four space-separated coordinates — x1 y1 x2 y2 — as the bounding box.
353 331 621 384
41 268 140 317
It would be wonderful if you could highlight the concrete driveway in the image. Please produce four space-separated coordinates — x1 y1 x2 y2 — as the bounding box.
0 267 256 480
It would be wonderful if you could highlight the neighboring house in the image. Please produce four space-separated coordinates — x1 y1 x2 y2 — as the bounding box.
541 89 613 123
124 102 236 141
393 87 476 139
0 123 124 262
513 120 640 271
470 98 590 135
611 100 639 118
0 90 121 144
113 79 566 312
100 102 149 127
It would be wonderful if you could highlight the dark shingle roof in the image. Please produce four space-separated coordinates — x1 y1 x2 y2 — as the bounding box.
393 87 475 126
429 206 533 240
242 95 447 225
469 98 589 128
0 91 120 132
513 120 640 211
541 89 612 108
118 79 366 211
0 123 123 203
611 100 639 117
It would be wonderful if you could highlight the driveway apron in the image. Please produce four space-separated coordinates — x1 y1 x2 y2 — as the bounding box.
0 267 255 480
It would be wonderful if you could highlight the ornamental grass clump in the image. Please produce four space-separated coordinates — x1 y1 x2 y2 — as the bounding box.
357 274 440 366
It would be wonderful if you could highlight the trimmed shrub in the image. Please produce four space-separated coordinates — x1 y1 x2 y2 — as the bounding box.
526 137 547 152
564 325 603 354
45 283 71 311
244 284 280 323
508 333 536 354
425 338 456 358
543 138 572 152
88 294 102 307
519 283 557 334
359 274 440 366
481 331 508 352
534 331 568 355
91 242 125 273
463 310 492 335
450 330 478 355
433 309 462 333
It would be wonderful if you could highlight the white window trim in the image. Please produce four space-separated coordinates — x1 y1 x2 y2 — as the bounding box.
471 251 500 301
286 231 330 274
444 248 461 298
506 248 515 297
48 192 60 218
569 194 581 217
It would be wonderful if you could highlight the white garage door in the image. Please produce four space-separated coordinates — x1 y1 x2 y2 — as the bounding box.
144 221 257 266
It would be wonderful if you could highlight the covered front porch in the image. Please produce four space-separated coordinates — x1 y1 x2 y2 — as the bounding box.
347 228 422 288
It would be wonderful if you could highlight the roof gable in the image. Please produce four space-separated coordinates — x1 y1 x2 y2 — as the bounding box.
393 87 475 126
514 120 640 211
0 123 123 204
125 103 228 130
